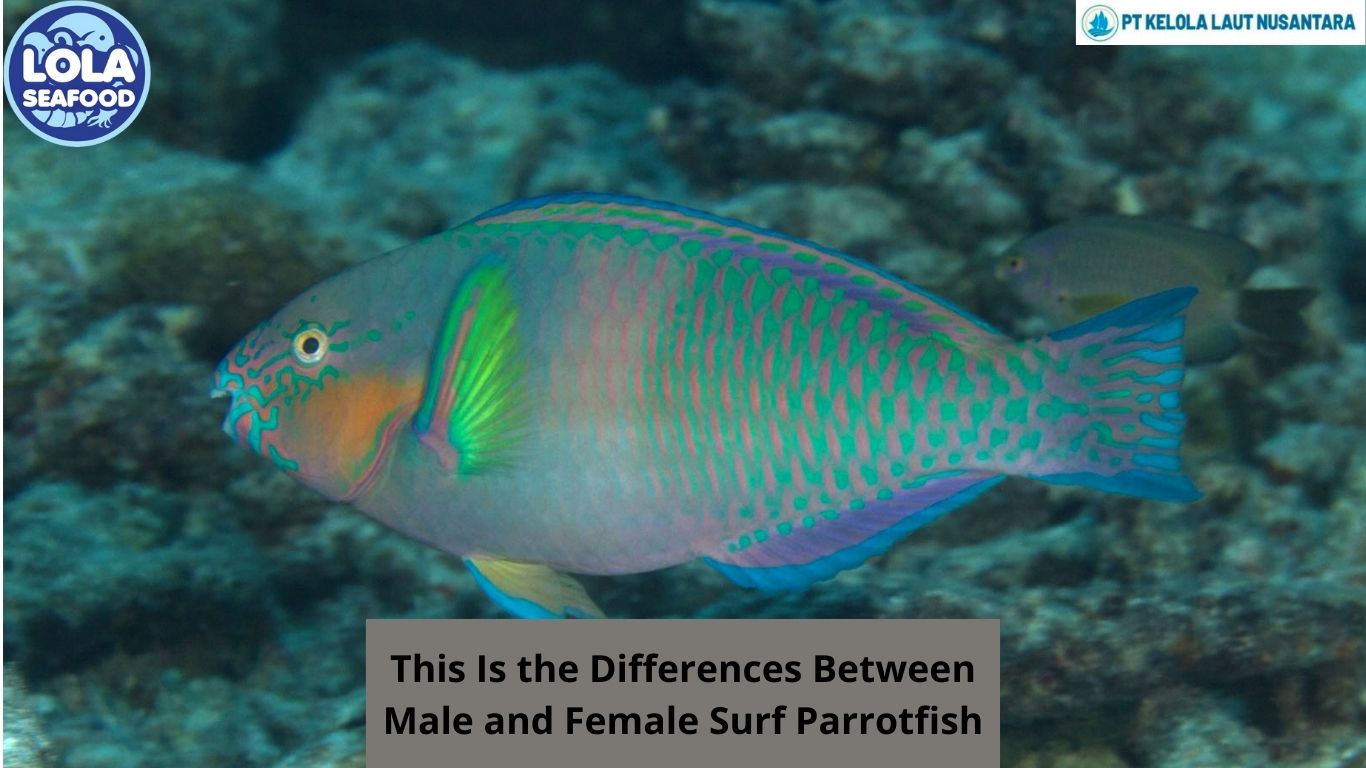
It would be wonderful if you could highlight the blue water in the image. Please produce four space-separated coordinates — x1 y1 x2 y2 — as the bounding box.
4 3 1364 765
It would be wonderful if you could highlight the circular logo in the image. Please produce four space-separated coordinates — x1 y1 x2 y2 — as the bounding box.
3 1 151 146
1081 5 1119 41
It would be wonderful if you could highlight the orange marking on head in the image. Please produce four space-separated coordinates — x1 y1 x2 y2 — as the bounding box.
297 372 424 490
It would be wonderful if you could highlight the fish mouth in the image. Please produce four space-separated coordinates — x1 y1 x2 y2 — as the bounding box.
211 362 248 439
213 389 250 439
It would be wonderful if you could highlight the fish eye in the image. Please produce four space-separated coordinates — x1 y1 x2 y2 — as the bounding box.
1008 257 1022 270
292 328 329 365
1055 291 1068 304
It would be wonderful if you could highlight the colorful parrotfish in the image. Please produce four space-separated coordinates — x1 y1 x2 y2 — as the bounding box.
214 194 1201 618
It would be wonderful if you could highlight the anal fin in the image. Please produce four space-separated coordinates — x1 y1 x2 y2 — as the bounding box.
703 472 1003 592
464 556 605 619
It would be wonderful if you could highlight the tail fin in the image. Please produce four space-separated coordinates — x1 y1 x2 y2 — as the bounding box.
1236 287 1317 341
1032 287 1202 503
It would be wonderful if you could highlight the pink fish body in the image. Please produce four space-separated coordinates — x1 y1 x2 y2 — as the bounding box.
215 194 1199 617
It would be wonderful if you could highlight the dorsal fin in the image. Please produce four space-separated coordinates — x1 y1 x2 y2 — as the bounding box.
466 192 1002 338
413 255 529 474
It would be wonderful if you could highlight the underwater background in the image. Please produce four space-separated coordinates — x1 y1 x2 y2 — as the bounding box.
3 0 1364 765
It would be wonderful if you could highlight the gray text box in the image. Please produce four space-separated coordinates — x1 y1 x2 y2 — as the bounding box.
367 619 998 767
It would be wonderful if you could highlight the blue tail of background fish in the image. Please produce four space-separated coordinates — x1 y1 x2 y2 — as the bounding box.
1031 287 1202 503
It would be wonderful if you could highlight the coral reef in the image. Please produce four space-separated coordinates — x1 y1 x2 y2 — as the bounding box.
3 5 1363 767
265 43 684 252
3 667 53 768
90 182 349 359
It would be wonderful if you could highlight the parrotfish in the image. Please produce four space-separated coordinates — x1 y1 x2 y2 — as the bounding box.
997 215 1317 363
214 194 1201 619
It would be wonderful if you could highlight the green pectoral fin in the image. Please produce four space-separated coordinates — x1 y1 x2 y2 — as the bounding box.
464 556 605 619
414 256 529 474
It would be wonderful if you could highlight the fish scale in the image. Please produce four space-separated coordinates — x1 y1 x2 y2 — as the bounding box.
215 193 1201 617
554 211 1005 543
531 213 947 546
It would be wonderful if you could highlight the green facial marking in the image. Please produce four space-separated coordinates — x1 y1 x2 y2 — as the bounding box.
267 444 300 471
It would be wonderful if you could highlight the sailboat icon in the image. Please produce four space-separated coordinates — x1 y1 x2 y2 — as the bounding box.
1082 6 1119 39
1088 11 1112 36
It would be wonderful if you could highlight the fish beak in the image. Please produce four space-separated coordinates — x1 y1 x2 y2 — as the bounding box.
210 365 239 401
211 362 248 439
212 385 245 438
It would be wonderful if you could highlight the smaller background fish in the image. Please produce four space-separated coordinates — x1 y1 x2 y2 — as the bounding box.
997 215 1317 363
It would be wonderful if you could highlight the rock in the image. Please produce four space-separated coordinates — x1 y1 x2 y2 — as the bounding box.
1010 745 1129 768
4 306 253 489
686 0 823 108
2 6 1364 767
1133 687 1273 767
689 0 1014 131
3 667 53 768
1257 423 1362 502
884 128 1027 248
711 183 909 252
90 182 350 360
123 0 286 158
267 44 683 252
1263 344 1366 429
819 4 1013 131
4 483 271 681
